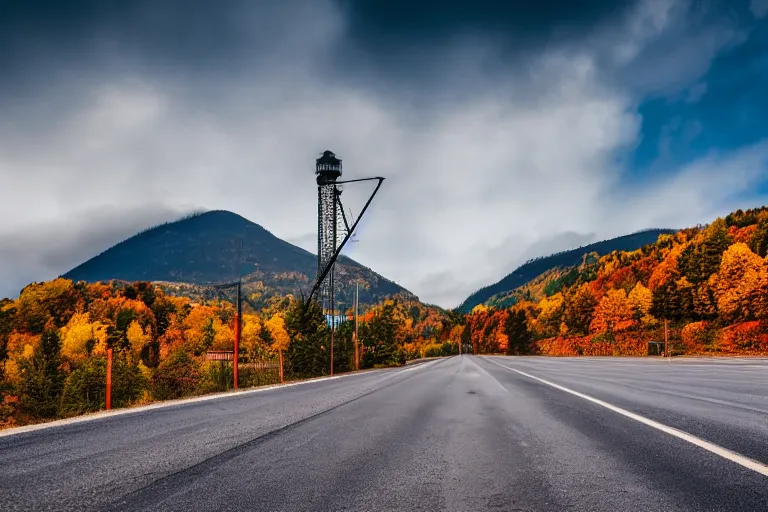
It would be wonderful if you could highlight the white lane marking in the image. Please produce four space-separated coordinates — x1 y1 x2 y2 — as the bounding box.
485 357 768 478
0 361 439 439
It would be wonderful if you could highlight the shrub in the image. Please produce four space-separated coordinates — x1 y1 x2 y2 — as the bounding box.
681 321 715 353
152 349 201 400
60 358 106 416
716 322 768 353
196 361 234 394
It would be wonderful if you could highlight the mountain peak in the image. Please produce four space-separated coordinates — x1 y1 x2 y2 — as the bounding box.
62 210 406 307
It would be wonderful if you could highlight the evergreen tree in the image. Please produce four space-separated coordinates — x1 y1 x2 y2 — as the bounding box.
19 329 65 418
460 322 472 353
564 287 598 336
284 299 329 377
650 280 682 321
363 301 404 367
504 309 532 355
750 216 768 257
679 220 732 285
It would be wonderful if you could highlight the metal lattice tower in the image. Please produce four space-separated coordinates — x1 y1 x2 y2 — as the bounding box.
316 150 344 319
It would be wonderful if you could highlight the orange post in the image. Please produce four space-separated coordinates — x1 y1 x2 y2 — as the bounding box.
106 348 113 410
233 312 240 389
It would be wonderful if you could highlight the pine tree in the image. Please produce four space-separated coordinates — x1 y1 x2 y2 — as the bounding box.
504 309 532 355
651 280 682 321
19 329 65 418
284 299 329 377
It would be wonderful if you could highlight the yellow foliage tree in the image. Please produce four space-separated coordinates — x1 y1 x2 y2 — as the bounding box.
126 320 151 358
60 313 108 361
535 293 564 337
211 317 234 351
627 282 655 325
183 305 217 354
713 242 766 322
265 314 290 383
590 289 633 333
265 314 290 353
240 314 266 359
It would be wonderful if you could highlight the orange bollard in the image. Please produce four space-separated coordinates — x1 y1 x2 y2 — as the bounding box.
233 312 240 389
106 348 113 410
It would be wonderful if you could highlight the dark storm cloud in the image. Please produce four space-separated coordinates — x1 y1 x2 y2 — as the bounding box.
338 0 630 45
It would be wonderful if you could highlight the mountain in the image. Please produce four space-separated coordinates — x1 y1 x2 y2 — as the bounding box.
63 210 406 309
458 229 675 312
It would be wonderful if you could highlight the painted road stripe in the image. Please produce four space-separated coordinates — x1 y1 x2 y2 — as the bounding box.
0 360 439 439
486 357 768 478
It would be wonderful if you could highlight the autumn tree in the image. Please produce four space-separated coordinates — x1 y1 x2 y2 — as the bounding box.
240 314 267 362
563 285 597 336
590 289 633 334
60 313 108 362
712 243 766 323
266 314 291 380
627 282 654 324
535 293 564 338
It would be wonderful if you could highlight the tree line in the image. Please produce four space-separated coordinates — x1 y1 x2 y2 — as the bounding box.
462 207 768 356
0 280 459 427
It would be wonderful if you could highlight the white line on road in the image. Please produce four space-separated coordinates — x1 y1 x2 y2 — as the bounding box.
0 360 439 439
485 357 768 478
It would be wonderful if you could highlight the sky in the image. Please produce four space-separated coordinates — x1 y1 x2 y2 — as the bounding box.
1 0 768 307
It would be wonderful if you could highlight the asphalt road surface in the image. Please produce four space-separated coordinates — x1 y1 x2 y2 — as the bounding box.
2 355 767 511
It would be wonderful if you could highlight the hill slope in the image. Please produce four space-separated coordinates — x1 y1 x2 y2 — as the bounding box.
458 229 675 312
462 206 768 356
63 210 406 308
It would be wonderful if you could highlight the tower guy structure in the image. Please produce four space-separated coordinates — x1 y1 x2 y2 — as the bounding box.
308 150 385 375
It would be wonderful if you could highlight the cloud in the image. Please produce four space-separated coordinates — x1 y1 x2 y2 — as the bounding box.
0 204 188 297
0 0 765 307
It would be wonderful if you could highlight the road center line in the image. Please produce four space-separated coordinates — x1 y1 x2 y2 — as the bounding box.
485 357 768 478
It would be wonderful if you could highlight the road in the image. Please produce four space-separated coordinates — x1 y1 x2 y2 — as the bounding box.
1 355 767 511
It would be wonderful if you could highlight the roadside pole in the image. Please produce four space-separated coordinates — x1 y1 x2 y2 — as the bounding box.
354 280 359 371
233 281 241 389
106 348 112 410
664 318 669 358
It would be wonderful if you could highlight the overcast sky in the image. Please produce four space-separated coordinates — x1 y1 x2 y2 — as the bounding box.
1 0 768 307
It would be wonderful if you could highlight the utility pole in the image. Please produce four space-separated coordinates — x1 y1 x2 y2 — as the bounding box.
354 280 359 370
330 280 334 377
234 280 241 388
664 318 669 358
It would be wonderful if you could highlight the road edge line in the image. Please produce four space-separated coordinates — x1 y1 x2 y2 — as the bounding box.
0 361 441 439
484 357 768 478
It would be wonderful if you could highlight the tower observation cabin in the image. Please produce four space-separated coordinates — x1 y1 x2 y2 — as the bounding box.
316 150 342 185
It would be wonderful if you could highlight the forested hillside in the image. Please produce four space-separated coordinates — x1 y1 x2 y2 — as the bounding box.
63 210 405 308
463 207 768 356
458 229 674 312
0 279 458 428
